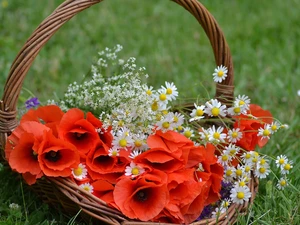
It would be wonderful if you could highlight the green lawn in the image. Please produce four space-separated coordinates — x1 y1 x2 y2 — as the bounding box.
0 0 299 224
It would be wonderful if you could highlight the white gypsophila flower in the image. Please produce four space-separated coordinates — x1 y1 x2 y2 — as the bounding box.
277 177 289 190
155 113 175 133
108 148 120 157
275 155 288 168
125 162 145 178
254 163 270 179
234 95 251 111
79 183 94 193
227 128 243 143
257 124 272 140
204 99 227 117
230 186 251 204
208 125 227 143
72 163 88 180
189 103 205 122
270 121 281 134
224 143 240 157
9 203 20 210
218 151 232 166
161 81 178 101
212 65 228 83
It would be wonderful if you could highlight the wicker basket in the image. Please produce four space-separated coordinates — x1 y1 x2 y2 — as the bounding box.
0 0 258 224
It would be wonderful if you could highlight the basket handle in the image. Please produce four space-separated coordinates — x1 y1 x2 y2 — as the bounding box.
0 0 234 147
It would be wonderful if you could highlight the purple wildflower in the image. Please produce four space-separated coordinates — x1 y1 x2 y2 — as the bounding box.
220 181 233 199
25 97 40 109
197 204 214 220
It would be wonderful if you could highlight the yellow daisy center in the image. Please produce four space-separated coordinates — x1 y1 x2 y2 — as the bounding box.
223 201 229 207
279 158 285 164
263 129 270 136
151 102 159 111
236 169 243 176
271 125 277 131
239 181 245 187
159 93 167 101
184 130 192 138
119 139 127 147
162 110 168 115
132 167 140 175
231 132 238 138
173 116 178 123
222 155 228 162
83 186 91 192
226 170 232 176
284 164 291 171
162 122 170 129
234 107 241 113
211 107 220 116
166 88 173 95
245 153 251 159
134 140 143 148
217 71 224 77
74 167 83 176
280 180 286 186
213 132 220 139
237 192 245 199
229 149 236 156
259 167 266 174
196 109 204 116
146 89 152 95
239 100 245 106
245 166 251 173
111 150 118 156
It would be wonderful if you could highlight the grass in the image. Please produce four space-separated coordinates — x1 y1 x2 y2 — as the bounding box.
0 0 299 224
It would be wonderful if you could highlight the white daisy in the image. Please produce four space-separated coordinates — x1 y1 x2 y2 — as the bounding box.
189 103 205 122
218 151 232 166
223 166 236 182
211 207 226 218
132 134 148 151
212 65 228 83
254 163 270 179
230 186 251 204
234 95 251 111
199 128 210 144
235 164 245 179
129 150 142 159
79 183 94 193
257 124 272 140
208 125 227 143
108 148 120 157
156 113 175 133
161 81 178 101
224 143 240 157
227 105 247 116
125 162 145 178
205 99 227 117
170 112 185 128
227 128 243 143
277 177 289 190
234 178 248 188
220 198 231 209
270 121 280 134
112 128 134 149
241 152 253 164
144 85 154 96
154 88 169 108
275 155 288 168
72 163 88 180
280 161 293 175
183 127 195 139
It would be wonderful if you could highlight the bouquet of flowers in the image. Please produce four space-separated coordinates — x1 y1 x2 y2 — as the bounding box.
4 45 292 224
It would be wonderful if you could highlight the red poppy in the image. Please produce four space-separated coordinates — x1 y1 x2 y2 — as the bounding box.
38 130 80 177
58 108 99 156
135 131 193 173
86 112 113 147
86 141 130 182
114 169 169 221
21 105 64 136
7 121 49 185
234 104 273 151
92 179 116 207
195 144 223 205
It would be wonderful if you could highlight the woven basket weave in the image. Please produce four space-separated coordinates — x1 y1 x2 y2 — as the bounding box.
0 0 258 224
